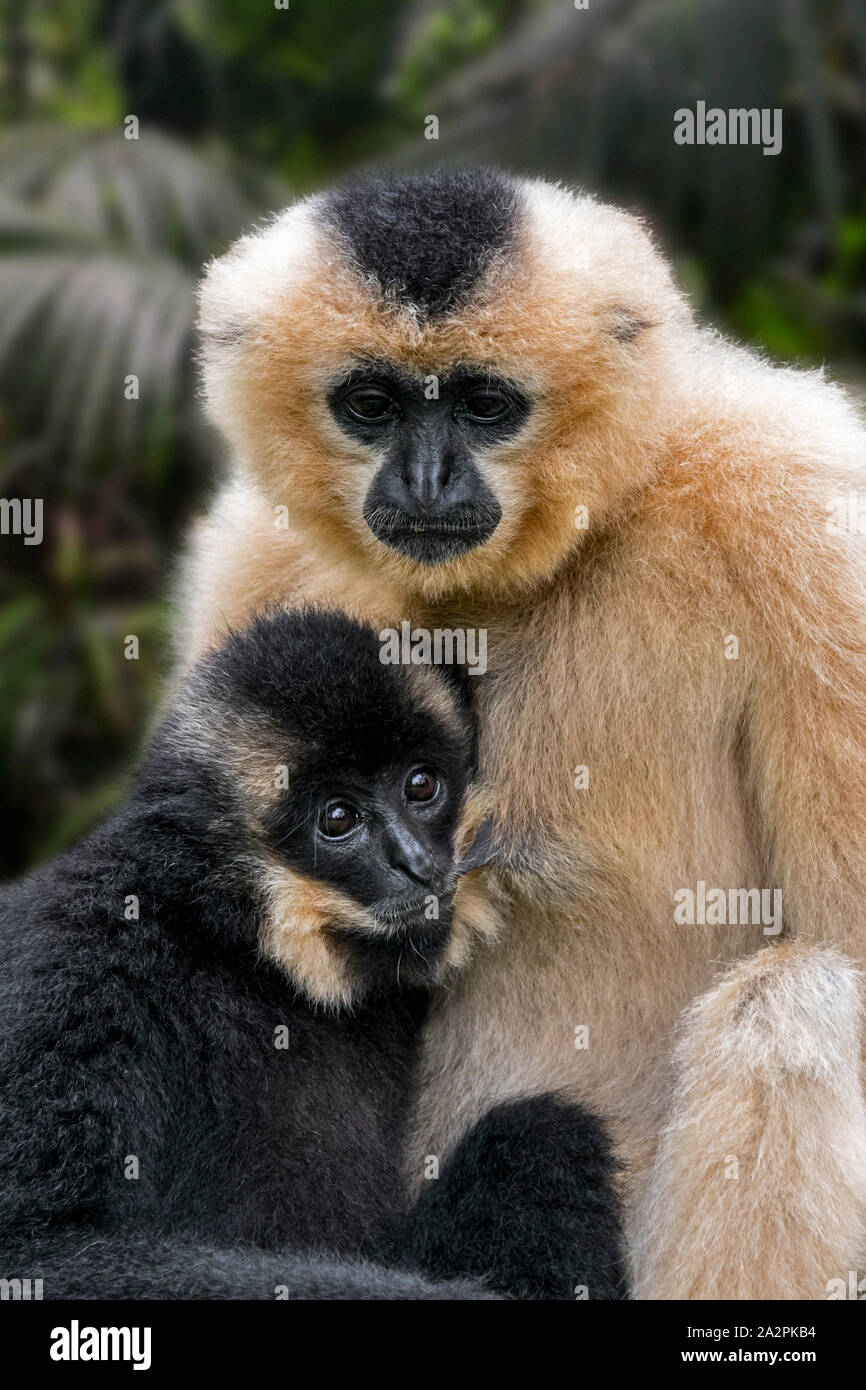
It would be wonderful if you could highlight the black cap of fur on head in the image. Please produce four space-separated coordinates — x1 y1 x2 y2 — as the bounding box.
320 166 520 318
201 606 475 783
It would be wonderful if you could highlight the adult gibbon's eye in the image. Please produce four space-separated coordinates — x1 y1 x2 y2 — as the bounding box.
345 387 394 422
405 768 440 804
462 389 511 423
319 801 360 838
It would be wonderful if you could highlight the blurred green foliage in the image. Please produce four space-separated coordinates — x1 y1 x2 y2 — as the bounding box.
0 0 864 876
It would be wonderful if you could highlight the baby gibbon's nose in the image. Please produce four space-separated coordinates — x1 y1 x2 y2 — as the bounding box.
385 822 436 886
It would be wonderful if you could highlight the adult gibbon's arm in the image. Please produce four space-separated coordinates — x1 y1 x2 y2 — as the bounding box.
721 380 866 964
635 366 866 1300
660 358 866 958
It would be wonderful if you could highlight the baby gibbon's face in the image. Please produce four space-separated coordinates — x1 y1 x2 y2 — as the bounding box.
266 750 466 983
192 607 477 998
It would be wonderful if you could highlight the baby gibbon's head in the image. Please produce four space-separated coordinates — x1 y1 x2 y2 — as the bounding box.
172 607 495 1008
198 168 690 601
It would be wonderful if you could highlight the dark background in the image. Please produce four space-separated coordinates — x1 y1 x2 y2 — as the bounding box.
0 0 864 877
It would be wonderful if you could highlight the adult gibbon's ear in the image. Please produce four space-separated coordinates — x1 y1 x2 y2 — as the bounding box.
607 306 655 342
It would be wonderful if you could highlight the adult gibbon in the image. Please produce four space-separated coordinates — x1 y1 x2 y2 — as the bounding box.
0 606 626 1300
183 167 866 1299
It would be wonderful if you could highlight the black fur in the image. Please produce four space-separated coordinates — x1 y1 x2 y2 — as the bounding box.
0 609 486 1298
320 167 520 318
0 786 478 1296
406 1095 628 1300
204 608 472 779
15 1233 498 1301
0 608 625 1299
211 610 475 937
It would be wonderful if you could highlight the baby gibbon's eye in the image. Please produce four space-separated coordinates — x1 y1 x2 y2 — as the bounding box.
344 387 394 423
319 801 360 838
461 388 512 424
405 768 440 804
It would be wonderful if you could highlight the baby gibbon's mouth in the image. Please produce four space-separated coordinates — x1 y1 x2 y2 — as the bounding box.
372 883 456 934
328 888 456 992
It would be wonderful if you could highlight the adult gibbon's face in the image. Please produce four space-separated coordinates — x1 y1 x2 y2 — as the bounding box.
328 361 530 565
199 168 689 599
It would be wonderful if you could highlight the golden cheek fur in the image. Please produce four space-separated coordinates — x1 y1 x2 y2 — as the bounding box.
258 862 375 1011
257 859 500 1011
197 183 688 601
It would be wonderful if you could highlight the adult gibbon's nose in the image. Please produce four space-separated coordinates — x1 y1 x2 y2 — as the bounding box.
401 429 453 512
385 822 435 887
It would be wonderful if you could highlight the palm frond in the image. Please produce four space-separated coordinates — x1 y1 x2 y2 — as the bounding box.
0 127 286 480
0 243 196 475
0 125 271 262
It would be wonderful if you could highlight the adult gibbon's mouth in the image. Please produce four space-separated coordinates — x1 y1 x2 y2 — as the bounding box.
363 503 501 565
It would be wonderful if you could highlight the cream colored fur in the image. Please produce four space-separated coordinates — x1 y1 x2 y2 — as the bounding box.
179 175 866 1297
632 946 866 1299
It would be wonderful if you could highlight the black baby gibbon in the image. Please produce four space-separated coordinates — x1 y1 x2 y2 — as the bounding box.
0 607 625 1300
